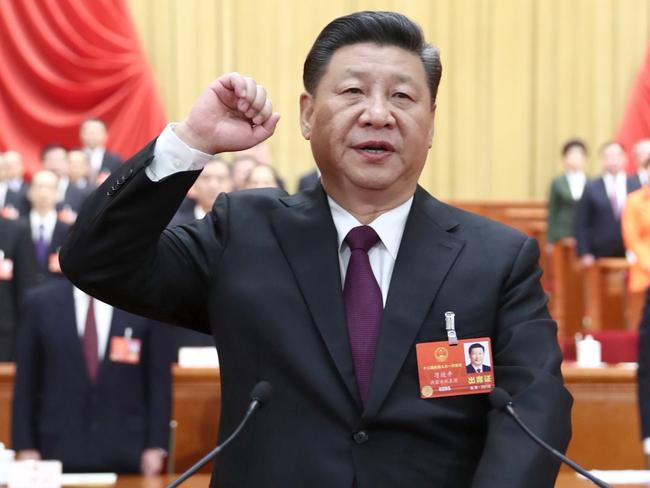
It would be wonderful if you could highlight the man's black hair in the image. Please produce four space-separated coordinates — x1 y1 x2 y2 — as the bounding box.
303 11 442 103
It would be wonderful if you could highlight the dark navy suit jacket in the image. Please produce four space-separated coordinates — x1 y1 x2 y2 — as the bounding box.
574 176 636 257
12 280 171 473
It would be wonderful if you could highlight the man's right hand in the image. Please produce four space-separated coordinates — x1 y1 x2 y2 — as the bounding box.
16 449 41 461
175 73 281 155
580 254 595 268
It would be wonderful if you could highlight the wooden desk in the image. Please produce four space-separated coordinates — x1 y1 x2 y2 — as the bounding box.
551 240 585 337
56 472 646 487
0 363 14 445
0 363 643 475
584 259 645 331
170 366 221 473
563 364 643 470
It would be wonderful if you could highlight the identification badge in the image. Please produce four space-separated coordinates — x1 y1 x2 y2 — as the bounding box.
109 328 141 364
416 337 495 399
0 251 13 280
48 252 61 273
58 207 77 225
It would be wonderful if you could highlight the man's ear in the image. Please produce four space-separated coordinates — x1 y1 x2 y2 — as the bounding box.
299 92 314 140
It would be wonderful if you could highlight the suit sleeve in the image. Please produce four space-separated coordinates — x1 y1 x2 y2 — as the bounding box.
471 237 572 488
11 290 43 451
59 141 227 334
144 321 173 450
12 222 37 314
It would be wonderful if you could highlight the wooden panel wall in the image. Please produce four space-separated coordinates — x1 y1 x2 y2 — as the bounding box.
128 0 650 197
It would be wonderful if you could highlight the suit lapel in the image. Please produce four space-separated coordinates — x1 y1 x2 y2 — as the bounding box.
57 283 89 383
271 186 360 405
363 187 465 419
559 174 572 200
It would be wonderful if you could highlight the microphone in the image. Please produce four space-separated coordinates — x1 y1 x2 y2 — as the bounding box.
166 381 273 488
488 387 610 488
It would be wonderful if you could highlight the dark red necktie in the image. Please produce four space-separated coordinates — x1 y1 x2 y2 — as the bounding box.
83 298 99 382
343 226 382 406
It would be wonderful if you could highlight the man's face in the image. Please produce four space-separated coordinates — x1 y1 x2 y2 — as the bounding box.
470 347 484 367
601 144 626 175
28 172 59 212
634 140 650 167
192 161 233 211
246 165 279 189
42 148 69 177
300 43 436 204
3 151 23 180
68 151 90 182
80 121 107 149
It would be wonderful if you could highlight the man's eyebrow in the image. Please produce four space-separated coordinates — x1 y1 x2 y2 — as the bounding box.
342 69 418 85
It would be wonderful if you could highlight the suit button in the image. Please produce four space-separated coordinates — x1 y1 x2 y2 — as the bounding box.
352 431 368 444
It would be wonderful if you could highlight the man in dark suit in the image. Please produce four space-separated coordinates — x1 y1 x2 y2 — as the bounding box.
546 139 587 243
0 217 36 361
575 141 634 267
24 171 71 284
80 118 123 183
11 279 171 474
2 151 30 217
297 169 320 191
60 11 571 488
41 144 89 217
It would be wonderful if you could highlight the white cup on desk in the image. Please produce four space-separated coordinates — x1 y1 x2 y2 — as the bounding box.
0 442 16 484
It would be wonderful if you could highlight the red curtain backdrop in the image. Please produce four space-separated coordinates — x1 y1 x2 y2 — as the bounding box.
617 39 650 174
0 0 166 177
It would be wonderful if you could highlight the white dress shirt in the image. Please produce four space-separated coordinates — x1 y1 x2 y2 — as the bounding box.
565 171 586 201
73 287 113 360
147 124 413 305
0 182 7 208
603 172 627 213
87 147 106 178
328 196 412 305
29 210 58 244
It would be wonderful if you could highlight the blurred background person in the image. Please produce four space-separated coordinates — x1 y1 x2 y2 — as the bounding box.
80 118 123 183
547 139 588 244
24 171 69 285
622 156 650 467
171 157 233 225
244 163 281 190
12 279 171 475
4 150 27 195
67 149 93 191
630 139 650 191
297 167 320 191
575 141 632 267
0 216 36 361
41 144 88 218
230 154 258 191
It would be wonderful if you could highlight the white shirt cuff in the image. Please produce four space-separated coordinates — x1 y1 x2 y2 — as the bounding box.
146 123 215 182
644 437 650 454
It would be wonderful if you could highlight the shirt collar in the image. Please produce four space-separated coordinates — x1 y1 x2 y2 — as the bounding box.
327 195 413 260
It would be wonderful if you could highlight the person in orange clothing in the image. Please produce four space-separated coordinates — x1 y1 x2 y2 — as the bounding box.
621 156 650 467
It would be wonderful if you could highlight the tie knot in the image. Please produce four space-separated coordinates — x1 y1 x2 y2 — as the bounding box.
345 226 379 252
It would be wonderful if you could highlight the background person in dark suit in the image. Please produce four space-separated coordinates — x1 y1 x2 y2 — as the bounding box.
11 279 171 474
61 11 571 488
575 141 633 267
80 118 123 183
24 171 70 285
0 217 36 361
465 343 491 374
546 139 587 243
41 144 89 217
